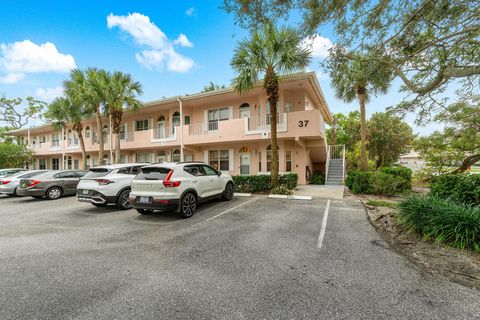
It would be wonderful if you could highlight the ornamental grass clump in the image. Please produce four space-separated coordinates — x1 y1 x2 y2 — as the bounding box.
398 196 480 253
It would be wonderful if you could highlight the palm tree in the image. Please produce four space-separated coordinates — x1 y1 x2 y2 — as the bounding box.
328 52 392 170
98 70 143 163
231 23 311 186
64 68 105 165
44 97 89 169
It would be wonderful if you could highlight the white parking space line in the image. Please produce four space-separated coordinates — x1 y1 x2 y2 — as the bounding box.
200 197 258 224
317 199 331 249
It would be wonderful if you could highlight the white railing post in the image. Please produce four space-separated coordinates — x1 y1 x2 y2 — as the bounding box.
325 145 330 184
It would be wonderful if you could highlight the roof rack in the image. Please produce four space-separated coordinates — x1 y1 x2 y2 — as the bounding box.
176 161 207 164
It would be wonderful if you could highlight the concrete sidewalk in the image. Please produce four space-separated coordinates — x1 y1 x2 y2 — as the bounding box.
293 184 344 199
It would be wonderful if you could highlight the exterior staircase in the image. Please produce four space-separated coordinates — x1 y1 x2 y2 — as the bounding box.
325 145 346 185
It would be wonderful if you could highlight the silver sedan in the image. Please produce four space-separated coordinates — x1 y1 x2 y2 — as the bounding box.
0 170 50 196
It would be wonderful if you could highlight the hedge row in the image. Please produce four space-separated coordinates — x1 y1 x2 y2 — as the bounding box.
430 174 480 206
232 173 298 193
398 196 480 253
346 166 412 195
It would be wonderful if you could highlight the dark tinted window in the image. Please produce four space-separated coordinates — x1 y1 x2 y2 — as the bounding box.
135 167 171 180
131 166 143 174
19 171 47 178
184 165 205 177
117 167 131 174
54 171 74 179
82 168 111 179
73 171 87 178
203 165 219 176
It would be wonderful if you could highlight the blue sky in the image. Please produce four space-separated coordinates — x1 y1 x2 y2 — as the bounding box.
0 0 439 134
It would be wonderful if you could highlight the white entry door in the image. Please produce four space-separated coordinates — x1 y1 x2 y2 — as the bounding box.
240 153 251 175
157 121 166 138
240 108 250 118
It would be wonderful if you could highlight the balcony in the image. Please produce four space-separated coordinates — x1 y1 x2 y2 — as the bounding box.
244 114 288 135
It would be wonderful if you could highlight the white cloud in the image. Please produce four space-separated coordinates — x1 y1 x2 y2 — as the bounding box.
173 34 193 48
0 40 76 83
107 12 195 73
301 35 334 58
35 86 64 102
185 7 195 16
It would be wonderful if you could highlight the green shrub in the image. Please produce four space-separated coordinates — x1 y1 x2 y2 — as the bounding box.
232 173 298 193
347 167 411 195
279 173 298 190
271 185 293 195
398 196 480 253
430 174 480 206
310 171 325 185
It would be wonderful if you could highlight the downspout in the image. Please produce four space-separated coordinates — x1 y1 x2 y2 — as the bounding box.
61 126 65 170
176 97 184 162
109 114 113 164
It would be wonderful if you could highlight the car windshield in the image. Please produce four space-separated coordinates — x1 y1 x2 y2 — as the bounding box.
82 168 112 179
135 167 171 180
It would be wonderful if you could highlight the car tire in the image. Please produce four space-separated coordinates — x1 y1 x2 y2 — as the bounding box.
116 189 131 210
221 182 234 201
136 209 153 215
178 192 197 219
46 187 63 200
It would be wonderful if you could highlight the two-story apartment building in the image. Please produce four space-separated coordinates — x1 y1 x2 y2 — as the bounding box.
11 72 332 185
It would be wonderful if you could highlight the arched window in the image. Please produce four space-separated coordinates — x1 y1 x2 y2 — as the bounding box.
239 146 250 153
172 112 180 126
239 103 250 118
158 116 166 122
67 129 73 145
172 149 181 162
85 126 90 138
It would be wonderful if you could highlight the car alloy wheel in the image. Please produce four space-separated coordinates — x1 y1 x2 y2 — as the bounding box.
116 189 131 210
180 193 197 218
47 187 62 200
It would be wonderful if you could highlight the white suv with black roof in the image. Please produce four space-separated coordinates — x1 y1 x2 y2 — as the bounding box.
130 162 234 218
77 163 146 210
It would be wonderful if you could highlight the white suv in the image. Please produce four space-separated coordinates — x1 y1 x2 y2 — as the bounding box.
130 162 234 218
77 163 146 209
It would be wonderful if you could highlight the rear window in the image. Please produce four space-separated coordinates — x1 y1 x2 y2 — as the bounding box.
82 168 112 179
135 167 171 180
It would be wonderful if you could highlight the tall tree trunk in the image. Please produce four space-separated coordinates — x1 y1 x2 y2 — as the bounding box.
264 66 279 187
450 153 480 173
95 108 104 165
111 110 123 164
330 116 337 145
75 129 87 170
357 89 368 171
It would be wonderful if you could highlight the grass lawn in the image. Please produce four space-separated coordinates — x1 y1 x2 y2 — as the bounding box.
366 200 399 208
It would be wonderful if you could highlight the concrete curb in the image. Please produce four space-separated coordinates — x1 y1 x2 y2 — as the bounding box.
234 193 252 197
267 194 312 201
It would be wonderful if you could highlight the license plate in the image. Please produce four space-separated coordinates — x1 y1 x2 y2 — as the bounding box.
139 196 150 204
82 189 89 195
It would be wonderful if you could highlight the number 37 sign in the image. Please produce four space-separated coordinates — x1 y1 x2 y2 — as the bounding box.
298 120 309 127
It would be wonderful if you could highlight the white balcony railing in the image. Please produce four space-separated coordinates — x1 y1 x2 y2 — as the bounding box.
245 113 287 134
189 122 219 136
151 126 176 142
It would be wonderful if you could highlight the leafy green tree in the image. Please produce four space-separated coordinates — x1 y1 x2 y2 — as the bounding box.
97 70 143 164
223 0 479 123
44 97 90 169
0 96 46 129
231 23 311 186
368 112 414 168
64 68 105 165
327 111 360 152
326 52 392 170
0 142 33 168
201 82 226 93
415 98 480 175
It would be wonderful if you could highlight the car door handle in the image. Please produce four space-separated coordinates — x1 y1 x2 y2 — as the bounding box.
192 180 199 183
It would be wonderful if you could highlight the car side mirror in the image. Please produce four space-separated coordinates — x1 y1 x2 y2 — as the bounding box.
217 170 222 176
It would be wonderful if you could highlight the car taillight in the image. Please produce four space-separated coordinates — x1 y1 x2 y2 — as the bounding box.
95 179 114 186
0 180 11 185
27 180 41 187
163 170 181 188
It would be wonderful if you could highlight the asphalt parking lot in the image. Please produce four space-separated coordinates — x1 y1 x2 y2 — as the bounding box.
1 194 479 320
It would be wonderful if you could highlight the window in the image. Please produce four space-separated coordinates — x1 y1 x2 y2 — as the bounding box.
86 155 91 169
74 159 79 170
136 153 151 163
67 156 73 170
135 167 171 181
285 102 292 113
83 168 111 179
74 171 87 178
136 119 149 131
54 171 74 179
202 165 218 176
285 151 292 172
258 151 262 172
184 115 190 125
119 154 127 163
184 165 205 177
102 125 108 142
39 159 46 170
52 158 60 170
172 112 180 126
85 127 90 138
93 130 98 144
209 150 229 171
172 149 181 162
40 135 47 143
208 107 229 131
51 133 60 147
67 129 73 145
119 124 126 140
73 132 79 145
